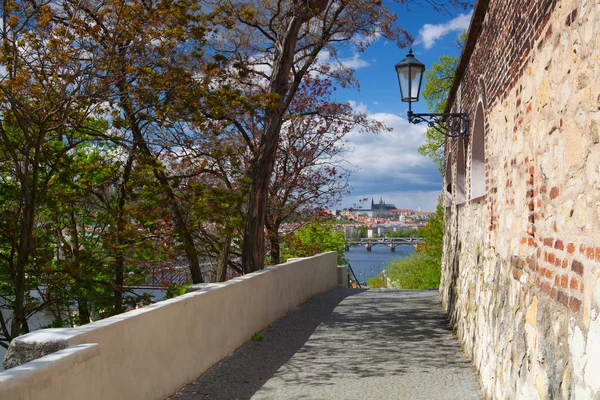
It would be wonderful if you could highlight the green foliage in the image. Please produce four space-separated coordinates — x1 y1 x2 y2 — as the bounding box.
164 283 190 300
416 202 445 262
385 228 420 238
371 201 444 290
251 332 264 341
418 55 459 172
280 220 347 265
385 253 441 290
350 225 368 240
367 274 387 289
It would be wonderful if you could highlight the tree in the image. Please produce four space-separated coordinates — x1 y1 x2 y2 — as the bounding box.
418 55 459 172
60 0 212 283
418 32 466 172
0 0 108 342
265 77 387 264
206 0 413 273
280 220 346 265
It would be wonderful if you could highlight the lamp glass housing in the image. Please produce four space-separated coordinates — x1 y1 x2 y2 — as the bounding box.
395 50 425 103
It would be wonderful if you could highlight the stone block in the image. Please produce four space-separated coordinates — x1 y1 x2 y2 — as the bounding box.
527 296 539 327
585 318 600 392
3 336 68 370
564 121 590 167
569 322 587 377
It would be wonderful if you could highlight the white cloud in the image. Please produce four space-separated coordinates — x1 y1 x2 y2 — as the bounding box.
348 100 369 114
317 52 371 71
340 53 370 70
418 12 473 49
340 107 443 211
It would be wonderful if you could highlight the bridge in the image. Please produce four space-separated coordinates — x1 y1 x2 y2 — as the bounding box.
345 237 423 252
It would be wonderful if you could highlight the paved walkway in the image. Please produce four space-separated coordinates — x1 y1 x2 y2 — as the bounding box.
168 289 482 400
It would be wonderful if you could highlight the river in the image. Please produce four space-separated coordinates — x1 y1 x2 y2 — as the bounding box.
344 244 414 286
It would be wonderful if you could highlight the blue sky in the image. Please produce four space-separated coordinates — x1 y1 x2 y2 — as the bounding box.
333 2 474 212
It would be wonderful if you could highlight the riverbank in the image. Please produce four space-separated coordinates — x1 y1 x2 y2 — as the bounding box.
344 245 414 285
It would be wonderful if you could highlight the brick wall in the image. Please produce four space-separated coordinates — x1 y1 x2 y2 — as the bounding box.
441 0 600 398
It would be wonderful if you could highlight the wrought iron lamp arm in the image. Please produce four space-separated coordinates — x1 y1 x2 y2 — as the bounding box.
407 110 470 139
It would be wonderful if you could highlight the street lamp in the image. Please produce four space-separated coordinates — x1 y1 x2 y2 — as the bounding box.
395 49 469 139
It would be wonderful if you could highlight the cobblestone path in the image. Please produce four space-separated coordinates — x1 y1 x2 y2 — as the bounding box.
169 289 482 400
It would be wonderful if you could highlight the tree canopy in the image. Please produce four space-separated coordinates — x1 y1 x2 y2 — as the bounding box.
0 0 470 348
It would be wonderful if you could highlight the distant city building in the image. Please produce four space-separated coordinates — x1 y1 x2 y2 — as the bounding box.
351 197 397 218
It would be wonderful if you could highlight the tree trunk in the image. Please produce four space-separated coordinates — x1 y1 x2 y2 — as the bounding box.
113 149 135 314
11 161 38 339
241 15 305 273
216 232 231 282
269 234 281 266
114 252 124 314
76 298 90 325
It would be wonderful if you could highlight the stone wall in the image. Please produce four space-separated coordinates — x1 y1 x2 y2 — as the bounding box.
441 0 600 399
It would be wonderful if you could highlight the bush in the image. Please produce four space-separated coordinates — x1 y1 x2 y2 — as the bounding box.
385 253 440 290
280 220 347 264
367 273 387 288
377 200 444 290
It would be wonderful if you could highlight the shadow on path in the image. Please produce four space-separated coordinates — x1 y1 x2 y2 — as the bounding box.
168 288 366 400
252 289 481 400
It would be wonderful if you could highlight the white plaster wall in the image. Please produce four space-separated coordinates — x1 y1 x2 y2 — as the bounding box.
0 252 338 400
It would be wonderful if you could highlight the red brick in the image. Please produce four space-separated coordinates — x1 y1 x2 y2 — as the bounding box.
580 244 586 254
541 282 551 294
541 185 547 193
557 291 569 306
513 268 522 280
555 258 562 267
596 247 600 261
555 275 560 285
561 275 569 288
570 277 579 290
571 260 584 276
567 243 576 254
545 269 553 279
551 288 557 299
527 257 535 269
511 256 519 267
554 240 564 251
544 238 554 247
529 166 535 174
587 248 595 260
520 237 527 245
550 187 560 199
548 253 556 264
562 260 569 269
528 238 535 246
570 297 582 312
